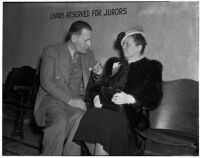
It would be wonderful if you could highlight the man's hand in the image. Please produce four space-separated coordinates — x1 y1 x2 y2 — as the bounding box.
112 91 136 105
92 62 103 75
93 95 103 108
68 99 87 111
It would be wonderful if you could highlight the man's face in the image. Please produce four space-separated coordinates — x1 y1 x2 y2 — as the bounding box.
73 28 92 53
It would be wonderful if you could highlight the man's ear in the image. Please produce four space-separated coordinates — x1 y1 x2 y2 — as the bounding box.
71 34 77 43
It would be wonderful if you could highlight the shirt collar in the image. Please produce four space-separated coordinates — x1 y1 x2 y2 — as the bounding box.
128 55 144 63
67 42 75 58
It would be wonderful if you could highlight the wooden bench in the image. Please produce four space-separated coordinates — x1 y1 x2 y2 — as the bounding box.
139 79 199 156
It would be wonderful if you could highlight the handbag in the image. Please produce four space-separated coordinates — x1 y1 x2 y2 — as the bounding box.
99 86 123 111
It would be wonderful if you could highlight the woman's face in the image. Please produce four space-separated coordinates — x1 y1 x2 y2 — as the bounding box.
122 36 141 59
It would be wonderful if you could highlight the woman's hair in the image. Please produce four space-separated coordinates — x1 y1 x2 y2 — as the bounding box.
66 21 92 41
114 32 126 59
130 33 147 55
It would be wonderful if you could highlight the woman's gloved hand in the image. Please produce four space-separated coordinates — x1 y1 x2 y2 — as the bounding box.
93 95 103 108
112 91 136 105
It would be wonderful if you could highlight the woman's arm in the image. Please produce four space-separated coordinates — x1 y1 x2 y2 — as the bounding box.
112 60 163 110
128 61 163 110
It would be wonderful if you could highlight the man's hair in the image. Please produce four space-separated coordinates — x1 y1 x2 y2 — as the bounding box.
66 20 92 41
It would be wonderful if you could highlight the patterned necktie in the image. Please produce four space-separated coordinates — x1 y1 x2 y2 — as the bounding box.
73 52 79 64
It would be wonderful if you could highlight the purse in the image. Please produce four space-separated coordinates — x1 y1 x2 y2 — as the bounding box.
99 86 123 111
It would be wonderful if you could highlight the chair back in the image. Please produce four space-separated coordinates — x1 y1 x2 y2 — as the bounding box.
3 66 39 107
149 79 199 136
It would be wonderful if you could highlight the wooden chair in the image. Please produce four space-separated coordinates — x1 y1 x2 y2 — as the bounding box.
3 66 40 140
138 79 199 155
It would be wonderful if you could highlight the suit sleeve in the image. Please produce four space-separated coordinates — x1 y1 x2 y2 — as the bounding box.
131 61 163 110
40 48 73 105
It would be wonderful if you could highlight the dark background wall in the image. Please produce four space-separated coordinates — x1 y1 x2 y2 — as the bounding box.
3 2 199 82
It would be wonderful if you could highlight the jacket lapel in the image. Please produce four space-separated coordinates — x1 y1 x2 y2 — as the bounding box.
57 43 91 90
80 54 87 89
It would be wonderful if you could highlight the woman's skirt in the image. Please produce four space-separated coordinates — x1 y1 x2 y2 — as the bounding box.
73 108 130 155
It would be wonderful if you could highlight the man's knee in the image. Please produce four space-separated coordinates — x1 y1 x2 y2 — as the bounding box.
45 112 69 129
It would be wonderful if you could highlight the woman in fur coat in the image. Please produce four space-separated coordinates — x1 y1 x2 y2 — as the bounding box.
73 26 163 156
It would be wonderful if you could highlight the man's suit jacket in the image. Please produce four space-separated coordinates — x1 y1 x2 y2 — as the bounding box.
34 42 97 126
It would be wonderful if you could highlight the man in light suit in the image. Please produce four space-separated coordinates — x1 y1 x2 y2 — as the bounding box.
34 21 101 155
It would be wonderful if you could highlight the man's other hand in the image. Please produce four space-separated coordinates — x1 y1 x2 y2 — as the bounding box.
92 62 103 75
68 99 87 111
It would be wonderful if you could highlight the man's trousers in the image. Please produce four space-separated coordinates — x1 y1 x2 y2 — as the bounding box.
41 98 85 155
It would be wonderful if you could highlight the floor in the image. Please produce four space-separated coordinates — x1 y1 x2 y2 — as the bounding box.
2 116 92 156
3 108 197 156
2 106 43 156
2 106 90 156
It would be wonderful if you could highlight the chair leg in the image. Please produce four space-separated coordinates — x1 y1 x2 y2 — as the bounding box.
16 110 24 140
10 110 24 140
3 110 24 148
194 143 199 155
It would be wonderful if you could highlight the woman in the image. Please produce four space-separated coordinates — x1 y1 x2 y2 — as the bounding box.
73 26 163 155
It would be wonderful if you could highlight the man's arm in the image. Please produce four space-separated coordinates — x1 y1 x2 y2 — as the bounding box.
40 47 74 105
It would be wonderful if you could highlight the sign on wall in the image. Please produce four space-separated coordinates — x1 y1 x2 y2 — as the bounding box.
50 7 127 19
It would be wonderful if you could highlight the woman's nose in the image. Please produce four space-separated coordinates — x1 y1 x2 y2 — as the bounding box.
122 45 126 50
122 43 126 49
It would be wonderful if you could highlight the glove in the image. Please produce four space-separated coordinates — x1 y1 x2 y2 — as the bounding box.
93 95 103 108
112 91 136 105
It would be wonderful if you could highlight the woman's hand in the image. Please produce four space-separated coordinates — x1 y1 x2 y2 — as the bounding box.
112 91 136 105
93 95 103 108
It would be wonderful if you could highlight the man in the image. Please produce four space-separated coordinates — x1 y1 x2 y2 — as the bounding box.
34 20 102 155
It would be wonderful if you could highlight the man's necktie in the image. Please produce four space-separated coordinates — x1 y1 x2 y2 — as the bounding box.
73 52 79 64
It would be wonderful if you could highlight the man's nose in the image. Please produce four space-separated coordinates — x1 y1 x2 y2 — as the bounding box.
87 41 91 48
